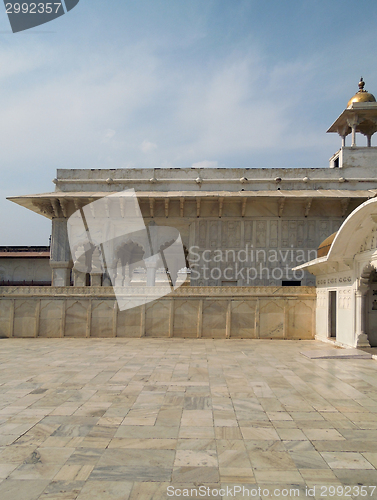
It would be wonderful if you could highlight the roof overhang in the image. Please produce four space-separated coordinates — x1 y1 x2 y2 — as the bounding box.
7 190 377 220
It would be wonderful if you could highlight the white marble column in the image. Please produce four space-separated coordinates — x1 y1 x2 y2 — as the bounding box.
355 283 370 347
50 218 73 287
145 256 158 287
90 248 103 286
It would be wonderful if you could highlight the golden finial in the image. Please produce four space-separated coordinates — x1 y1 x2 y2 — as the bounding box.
358 77 366 92
347 77 376 107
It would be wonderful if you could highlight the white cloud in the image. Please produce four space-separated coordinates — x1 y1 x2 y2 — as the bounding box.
140 139 158 153
192 160 218 168
102 129 116 142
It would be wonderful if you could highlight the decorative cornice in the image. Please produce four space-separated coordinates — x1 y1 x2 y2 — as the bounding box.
0 285 316 299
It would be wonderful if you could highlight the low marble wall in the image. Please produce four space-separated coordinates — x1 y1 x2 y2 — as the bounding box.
0 286 316 339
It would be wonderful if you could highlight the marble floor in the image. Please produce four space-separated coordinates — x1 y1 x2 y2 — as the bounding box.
0 338 376 500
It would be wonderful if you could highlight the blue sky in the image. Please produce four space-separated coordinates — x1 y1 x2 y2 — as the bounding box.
1 0 377 244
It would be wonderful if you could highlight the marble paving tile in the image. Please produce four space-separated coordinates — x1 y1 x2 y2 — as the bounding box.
39 480 85 500
109 438 177 450
174 450 218 467
66 448 103 466
241 427 280 440
247 451 297 470
303 428 345 441
172 466 219 484
90 465 172 482
253 469 304 484
288 451 330 469
98 448 175 467
219 467 256 483
0 479 50 500
53 464 94 481
218 449 251 468
0 338 376 499
128 481 170 500
115 425 179 438
244 440 285 452
25 447 75 465
214 427 243 440
313 440 377 452
320 452 375 469
179 427 215 439
276 429 307 441
332 469 377 485
0 445 38 463
299 468 341 484
75 480 133 500
362 452 377 468
266 411 293 421
0 463 19 479
9 463 62 480
177 439 216 451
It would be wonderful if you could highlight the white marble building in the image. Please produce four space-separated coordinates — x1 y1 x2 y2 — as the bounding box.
296 197 377 348
0 247 51 286
1 79 376 339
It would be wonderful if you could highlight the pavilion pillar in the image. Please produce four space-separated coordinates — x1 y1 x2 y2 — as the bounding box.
351 126 357 147
145 256 158 286
50 218 73 287
355 282 370 347
90 247 103 286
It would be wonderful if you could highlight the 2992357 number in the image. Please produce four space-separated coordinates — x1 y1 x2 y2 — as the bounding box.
5 3 62 14
320 485 376 497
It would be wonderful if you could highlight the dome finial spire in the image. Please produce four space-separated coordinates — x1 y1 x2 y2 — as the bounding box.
347 77 375 107
359 77 366 92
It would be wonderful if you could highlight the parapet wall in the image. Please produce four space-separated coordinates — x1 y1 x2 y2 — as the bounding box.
0 286 316 339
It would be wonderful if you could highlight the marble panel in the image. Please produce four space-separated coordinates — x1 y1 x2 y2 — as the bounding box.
173 300 199 338
202 300 227 338
13 300 38 338
259 300 284 339
65 301 89 338
287 300 314 339
39 300 64 338
91 301 114 338
230 300 256 338
117 304 143 338
145 301 170 337
0 299 12 337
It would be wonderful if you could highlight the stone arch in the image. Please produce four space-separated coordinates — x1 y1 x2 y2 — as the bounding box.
113 241 146 285
116 240 145 268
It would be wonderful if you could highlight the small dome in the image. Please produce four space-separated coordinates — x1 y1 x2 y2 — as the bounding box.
318 232 337 258
347 77 376 107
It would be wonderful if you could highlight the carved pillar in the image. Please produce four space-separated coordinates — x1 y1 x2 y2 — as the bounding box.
90 247 103 286
351 126 357 147
347 115 360 148
145 256 158 287
73 244 87 287
73 270 87 287
50 218 73 286
355 281 370 347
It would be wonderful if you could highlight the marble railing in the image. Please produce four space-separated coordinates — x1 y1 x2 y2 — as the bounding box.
0 286 316 339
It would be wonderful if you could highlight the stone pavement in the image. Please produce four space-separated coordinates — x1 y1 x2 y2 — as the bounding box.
0 338 376 500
